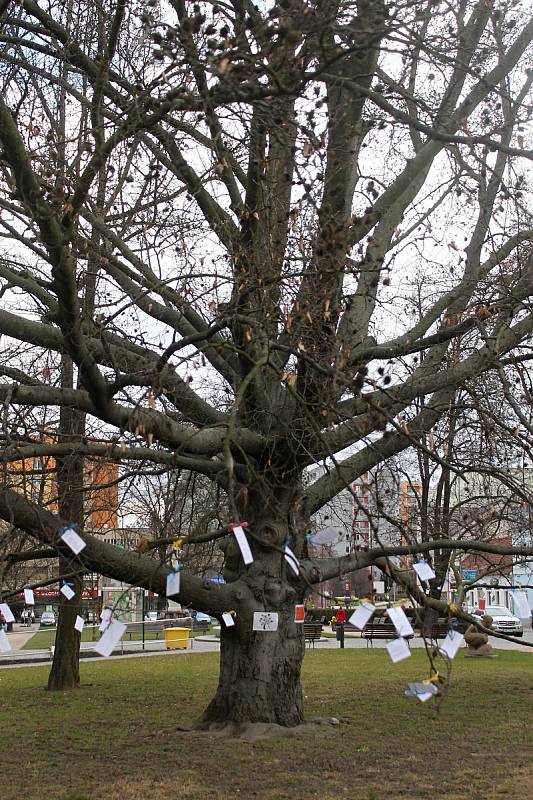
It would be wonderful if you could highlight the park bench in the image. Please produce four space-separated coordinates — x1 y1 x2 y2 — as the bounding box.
303 621 323 647
164 618 210 633
344 622 361 633
124 621 165 640
420 619 463 639
191 620 210 634
362 615 413 647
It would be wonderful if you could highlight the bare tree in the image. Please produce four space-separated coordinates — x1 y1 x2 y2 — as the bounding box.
0 1 532 731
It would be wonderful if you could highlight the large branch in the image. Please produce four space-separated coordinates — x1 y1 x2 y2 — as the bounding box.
0 382 265 462
307 539 533 584
0 307 233 432
0 439 227 474
321 305 533 457
0 485 243 614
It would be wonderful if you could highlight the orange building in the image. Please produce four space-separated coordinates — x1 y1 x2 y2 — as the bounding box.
3 440 118 530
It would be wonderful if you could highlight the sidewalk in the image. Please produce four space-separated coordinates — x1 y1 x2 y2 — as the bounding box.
0 626 221 668
5 626 37 650
2 626 531 670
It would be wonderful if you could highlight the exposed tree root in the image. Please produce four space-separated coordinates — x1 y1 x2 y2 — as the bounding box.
179 716 341 741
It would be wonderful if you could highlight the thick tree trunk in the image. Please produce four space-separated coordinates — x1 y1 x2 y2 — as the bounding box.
47 356 84 691
200 607 305 729
47 558 83 691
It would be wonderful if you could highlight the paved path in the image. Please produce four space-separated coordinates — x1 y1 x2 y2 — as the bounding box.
1 625 531 669
3 624 39 650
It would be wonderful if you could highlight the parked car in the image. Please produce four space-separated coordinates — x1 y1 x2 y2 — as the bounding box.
191 611 212 626
474 606 523 636
144 612 158 622
40 611 56 627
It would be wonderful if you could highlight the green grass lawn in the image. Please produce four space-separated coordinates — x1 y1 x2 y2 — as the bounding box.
22 626 213 649
0 649 531 800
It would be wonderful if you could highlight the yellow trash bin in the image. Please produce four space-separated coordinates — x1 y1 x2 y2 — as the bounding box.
164 627 190 650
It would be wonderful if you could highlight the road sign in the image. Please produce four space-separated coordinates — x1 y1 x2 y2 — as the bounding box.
463 569 478 582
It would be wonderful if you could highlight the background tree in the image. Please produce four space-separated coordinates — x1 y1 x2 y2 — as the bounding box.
0 0 532 732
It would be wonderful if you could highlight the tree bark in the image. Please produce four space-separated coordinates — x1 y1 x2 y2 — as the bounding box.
200 607 305 729
47 556 83 691
47 356 84 691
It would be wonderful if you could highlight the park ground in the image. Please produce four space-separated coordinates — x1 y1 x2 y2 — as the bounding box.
0 649 531 800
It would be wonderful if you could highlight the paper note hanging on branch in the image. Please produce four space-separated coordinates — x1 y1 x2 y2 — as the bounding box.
413 560 436 582
222 612 235 627
284 544 300 575
439 630 464 660
23 589 35 605
405 682 438 702
74 615 84 633
386 637 411 663
233 525 253 565
294 605 305 623
94 619 126 658
512 590 530 619
99 607 112 632
60 584 75 600
166 569 181 597
253 612 278 631
0 603 15 624
60 527 86 555
387 606 414 638
0 629 11 653
348 601 375 630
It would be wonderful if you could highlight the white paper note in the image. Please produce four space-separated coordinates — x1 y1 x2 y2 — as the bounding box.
233 525 254 565
284 544 300 575
94 619 126 657
0 603 15 624
406 682 438 702
386 637 412 663
222 612 235 627
252 611 278 631
24 588 35 605
74 615 84 633
413 560 436 581
0 629 11 652
439 630 464 660
99 607 112 632
348 601 375 630
512 590 531 619
166 570 181 597
387 606 414 638
60 527 86 555
60 584 75 600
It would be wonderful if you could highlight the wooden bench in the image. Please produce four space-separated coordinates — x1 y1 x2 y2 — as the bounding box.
303 621 323 647
191 620 210 634
124 621 165 640
361 621 397 642
344 623 362 633
362 616 414 646
420 620 462 639
164 618 210 634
